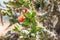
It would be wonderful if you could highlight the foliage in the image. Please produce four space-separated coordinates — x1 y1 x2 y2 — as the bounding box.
0 0 59 40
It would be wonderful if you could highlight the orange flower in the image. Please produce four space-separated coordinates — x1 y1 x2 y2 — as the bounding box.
18 15 25 22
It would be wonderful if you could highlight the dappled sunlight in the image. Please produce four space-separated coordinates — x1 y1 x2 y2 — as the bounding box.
0 21 10 36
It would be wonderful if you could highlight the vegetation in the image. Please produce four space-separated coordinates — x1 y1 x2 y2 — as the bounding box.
0 0 60 40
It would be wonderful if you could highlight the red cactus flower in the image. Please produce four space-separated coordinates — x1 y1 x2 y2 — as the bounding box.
23 8 28 13
18 15 25 22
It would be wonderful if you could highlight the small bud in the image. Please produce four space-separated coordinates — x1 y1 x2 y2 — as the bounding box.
23 8 28 13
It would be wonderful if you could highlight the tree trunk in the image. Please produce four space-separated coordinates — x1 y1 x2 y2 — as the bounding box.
0 14 3 25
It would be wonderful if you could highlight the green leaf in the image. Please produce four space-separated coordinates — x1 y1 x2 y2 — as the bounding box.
31 24 36 33
8 2 22 7
36 27 42 31
3 1 8 4
32 11 36 17
1 12 7 16
22 18 30 25
25 12 31 19
9 18 17 24
24 2 30 8
13 25 20 32
19 0 25 5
